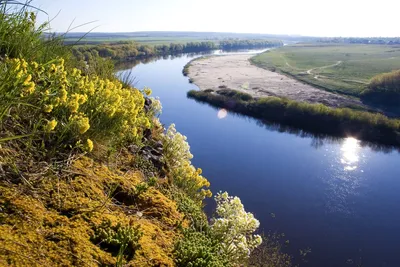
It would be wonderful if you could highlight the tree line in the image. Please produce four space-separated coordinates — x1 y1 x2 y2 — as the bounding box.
317 37 400 45
72 39 283 62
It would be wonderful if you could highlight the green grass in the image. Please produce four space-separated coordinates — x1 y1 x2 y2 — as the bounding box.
250 43 400 96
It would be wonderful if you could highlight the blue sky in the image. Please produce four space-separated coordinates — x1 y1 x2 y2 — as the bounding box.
33 0 399 37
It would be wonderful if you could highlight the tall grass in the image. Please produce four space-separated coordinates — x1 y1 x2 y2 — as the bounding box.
369 70 400 93
0 1 72 64
362 70 400 105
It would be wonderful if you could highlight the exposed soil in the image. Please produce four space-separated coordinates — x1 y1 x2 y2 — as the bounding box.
188 55 363 108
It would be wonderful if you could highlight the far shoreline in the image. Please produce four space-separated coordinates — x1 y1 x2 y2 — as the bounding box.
186 53 364 109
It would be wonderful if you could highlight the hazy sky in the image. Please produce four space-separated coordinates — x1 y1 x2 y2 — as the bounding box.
33 0 399 37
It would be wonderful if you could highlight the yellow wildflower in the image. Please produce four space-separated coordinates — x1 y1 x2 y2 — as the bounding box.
85 139 94 152
16 70 23 79
14 60 21 72
23 74 32 85
49 64 57 73
21 59 28 70
78 117 90 134
43 104 53 113
131 127 138 137
68 94 80 113
59 87 68 103
144 88 152 96
78 94 88 105
44 119 57 132
32 62 39 69
52 97 60 107
87 81 95 95
21 81 35 96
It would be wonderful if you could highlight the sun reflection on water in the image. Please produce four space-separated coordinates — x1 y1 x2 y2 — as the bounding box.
323 137 365 215
340 137 360 171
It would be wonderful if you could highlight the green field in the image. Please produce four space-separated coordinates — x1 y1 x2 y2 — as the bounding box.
64 36 215 45
251 44 400 96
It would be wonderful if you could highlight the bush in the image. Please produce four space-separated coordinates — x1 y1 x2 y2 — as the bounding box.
368 70 400 93
217 89 253 101
362 70 400 105
0 57 151 166
174 229 230 267
91 219 143 265
211 192 262 264
162 124 211 202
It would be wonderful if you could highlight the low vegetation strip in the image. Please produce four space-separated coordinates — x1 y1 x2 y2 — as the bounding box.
187 89 400 147
362 70 400 105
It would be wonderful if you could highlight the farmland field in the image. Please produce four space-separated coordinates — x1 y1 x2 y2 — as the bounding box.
250 44 400 96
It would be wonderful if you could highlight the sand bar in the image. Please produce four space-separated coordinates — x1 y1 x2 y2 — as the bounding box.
188 54 362 108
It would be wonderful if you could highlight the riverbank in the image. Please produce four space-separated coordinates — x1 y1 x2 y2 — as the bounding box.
187 89 400 147
187 54 364 109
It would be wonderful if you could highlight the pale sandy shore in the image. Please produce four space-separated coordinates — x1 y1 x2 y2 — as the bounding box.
188 54 363 108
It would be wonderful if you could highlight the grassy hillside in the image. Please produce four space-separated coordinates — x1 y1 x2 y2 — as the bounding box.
251 43 400 96
0 2 292 267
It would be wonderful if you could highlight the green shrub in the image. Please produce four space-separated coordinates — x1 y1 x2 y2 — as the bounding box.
174 229 230 267
362 70 400 105
217 89 253 101
164 185 209 231
368 70 400 93
91 219 143 265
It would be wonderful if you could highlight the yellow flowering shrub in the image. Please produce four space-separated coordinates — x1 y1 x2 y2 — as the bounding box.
0 57 151 155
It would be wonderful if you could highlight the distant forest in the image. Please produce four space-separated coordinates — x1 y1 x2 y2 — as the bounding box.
72 39 283 62
317 37 400 45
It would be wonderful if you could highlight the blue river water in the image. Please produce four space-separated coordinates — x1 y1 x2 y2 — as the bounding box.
120 52 400 267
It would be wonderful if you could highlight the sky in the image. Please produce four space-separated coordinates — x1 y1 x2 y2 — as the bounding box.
32 0 399 37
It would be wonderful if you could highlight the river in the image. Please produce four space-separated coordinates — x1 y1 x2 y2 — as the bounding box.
119 51 400 267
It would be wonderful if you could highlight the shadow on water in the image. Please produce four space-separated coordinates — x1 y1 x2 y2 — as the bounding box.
189 96 400 155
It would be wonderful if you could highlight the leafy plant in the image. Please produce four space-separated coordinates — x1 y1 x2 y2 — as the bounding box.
174 229 230 267
91 219 143 265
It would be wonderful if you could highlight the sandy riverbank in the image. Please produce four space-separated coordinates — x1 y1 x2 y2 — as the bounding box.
188 54 362 108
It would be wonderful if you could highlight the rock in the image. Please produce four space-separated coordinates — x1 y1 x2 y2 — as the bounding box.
144 97 153 112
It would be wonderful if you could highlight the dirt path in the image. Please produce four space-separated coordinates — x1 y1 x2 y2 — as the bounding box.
306 61 342 80
188 55 363 108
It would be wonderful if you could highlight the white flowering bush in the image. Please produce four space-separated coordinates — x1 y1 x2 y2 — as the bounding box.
162 124 211 201
163 124 193 168
211 192 262 264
